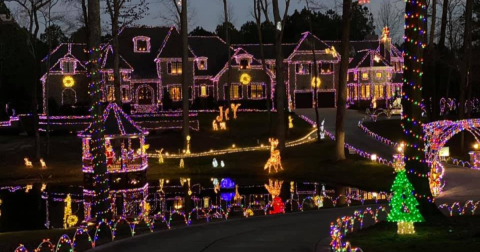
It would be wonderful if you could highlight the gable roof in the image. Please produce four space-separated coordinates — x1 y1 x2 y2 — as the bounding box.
349 49 391 69
213 47 273 81
101 45 134 70
117 26 171 79
295 32 332 51
41 43 88 75
156 27 195 58
188 36 233 76
232 43 297 60
80 103 148 137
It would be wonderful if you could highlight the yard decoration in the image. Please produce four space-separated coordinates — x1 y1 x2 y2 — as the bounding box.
225 108 230 121
289 116 294 128
179 158 184 168
231 103 241 119
264 179 283 198
212 158 218 168
24 158 33 168
264 138 283 173
156 149 164 163
63 194 78 228
220 160 225 167
185 135 191 155
40 159 47 169
387 153 424 234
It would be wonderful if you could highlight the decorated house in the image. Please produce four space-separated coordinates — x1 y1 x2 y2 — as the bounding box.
40 26 403 113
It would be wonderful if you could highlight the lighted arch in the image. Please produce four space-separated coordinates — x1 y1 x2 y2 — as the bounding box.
424 119 480 196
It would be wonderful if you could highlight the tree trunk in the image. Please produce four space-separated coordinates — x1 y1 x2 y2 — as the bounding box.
429 0 437 46
335 0 351 161
181 0 190 150
223 0 231 107
459 0 473 151
438 0 448 50
88 0 109 221
32 54 41 160
403 0 433 213
112 1 122 106
272 0 287 153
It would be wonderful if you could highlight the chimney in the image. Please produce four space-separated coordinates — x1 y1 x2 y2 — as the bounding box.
380 27 391 62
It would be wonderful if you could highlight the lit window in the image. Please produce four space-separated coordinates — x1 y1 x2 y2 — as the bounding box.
138 86 153 104
366 85 371 98
108 73 114 82
362 72 369 80
361 85 371 99
122 73 131 81
107 86 115 102
169 86 181 101
168 61 182 75
230 85 240 99
121 87 129 101
354 86 358 99
296 63 310 74
197 58 207 70
240 59 250 70
354 72 358 81
200 85 208 97
386 85 391 99
376 72 382 78
347 73 349 81
133 36 151 53
61 60 75 74
374 85 384 99
321 63 332 73
250 84 263 99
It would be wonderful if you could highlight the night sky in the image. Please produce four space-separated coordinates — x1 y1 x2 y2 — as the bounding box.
6 0 399 34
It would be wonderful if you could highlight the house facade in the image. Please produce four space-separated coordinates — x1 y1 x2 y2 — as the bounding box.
40 26 402 114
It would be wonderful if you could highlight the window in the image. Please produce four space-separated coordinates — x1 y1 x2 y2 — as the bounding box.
169 86 181 101
249 84 264 99
62 88 76 105
374 85 384 99
386 85 392 99
133 36 150 53
240 59 250 69
138 86 153 104
361 84 371 99
122 73 131 81
108 73 114 82
61 60 75 74
361 72 369 80
354 86 358 99
229 85 240 99
321 63 332 73
296 63 310 74
121 87 129 102
354 72 358 81
200 85 208 97
168 61 182 75
107 86 115 102
376 72 382 79
197 59 207 70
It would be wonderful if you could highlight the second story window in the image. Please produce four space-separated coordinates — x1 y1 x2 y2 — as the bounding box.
107 73 114 82
197 58 207 70
133 36 151 53
168 61 182 75
321 63 332 74
61 59 75 74
376 72 382 79
296 63 310 75
362 72 369 80
240 59 250 70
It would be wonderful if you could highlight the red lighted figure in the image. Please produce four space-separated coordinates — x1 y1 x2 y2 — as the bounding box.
269 197 285 214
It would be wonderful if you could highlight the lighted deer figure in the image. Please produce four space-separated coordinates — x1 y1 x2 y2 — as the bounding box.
24 158 33 168
231 103 241 119
155 149 164 164
179 158 185 168
212 120 218 131
219 121 227 130
40 159 47 169
218 106 224 121
264 138 283 173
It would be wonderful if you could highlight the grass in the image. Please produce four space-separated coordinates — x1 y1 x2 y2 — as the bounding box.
347 215 480 252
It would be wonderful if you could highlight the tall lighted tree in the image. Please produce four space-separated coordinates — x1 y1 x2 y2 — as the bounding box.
387 154 424 234
402 0 432 201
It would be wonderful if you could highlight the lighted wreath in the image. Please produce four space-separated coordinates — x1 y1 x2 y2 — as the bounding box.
311 77 321 88
63 76 75 88
66 215 78 227
240 73 251 85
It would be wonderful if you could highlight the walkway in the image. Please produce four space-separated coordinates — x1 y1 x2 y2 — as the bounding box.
91 205 380 252
296 108 480 206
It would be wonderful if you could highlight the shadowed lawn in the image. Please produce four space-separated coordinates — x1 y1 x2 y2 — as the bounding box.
347 215 480 252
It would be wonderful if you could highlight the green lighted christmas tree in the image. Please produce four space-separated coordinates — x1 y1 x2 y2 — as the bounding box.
387 154 424 234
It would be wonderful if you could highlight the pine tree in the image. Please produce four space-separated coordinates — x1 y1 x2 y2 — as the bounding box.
387 155 424 234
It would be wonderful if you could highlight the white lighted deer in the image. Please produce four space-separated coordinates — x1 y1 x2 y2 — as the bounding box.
264 138 283 173
155 149 164 163
24 158 33 168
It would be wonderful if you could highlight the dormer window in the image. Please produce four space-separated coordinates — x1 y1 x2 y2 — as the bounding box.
296 63 310 75
61 59 76 74
122 72 131 81
197 57 208 70
321 63 332 74
107 73 114 82
168 60 182 75
240 59 250 70
133 36 151 53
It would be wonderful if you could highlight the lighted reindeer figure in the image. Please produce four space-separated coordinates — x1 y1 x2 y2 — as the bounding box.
212 120 218 131
40 159 47 169
155 149 164 164
231 103 241 119
224 108 230 121
264 138 283 173
24 158 33 168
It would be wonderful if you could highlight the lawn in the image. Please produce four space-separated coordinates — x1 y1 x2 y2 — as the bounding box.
347 215 480 252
